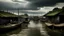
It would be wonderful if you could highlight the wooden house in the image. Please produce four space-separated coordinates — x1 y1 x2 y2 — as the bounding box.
44 7 64 24
0 11 18 25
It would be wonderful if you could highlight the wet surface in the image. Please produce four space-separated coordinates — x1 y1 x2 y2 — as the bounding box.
0 20 64 36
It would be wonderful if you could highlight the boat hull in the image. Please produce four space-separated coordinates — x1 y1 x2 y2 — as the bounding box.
0 24 21 34
45 22 64 29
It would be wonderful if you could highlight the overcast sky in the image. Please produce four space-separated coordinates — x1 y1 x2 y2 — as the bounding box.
0 0 64 16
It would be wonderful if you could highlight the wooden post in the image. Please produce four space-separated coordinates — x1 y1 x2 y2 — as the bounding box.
18 9 22 30
7 9 8 12
18 9 19 23
61 28 62 32
52 25 54 30
3 9 4 12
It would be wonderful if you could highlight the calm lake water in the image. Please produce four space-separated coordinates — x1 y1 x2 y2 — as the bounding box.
0 20 64 36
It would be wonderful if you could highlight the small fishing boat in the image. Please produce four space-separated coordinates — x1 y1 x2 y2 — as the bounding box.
45 22 64 29
0 22 22 33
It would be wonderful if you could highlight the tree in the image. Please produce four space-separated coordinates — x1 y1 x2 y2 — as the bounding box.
24 14 28 16
62 6 64 10
53 7 59 11
62 6 64 12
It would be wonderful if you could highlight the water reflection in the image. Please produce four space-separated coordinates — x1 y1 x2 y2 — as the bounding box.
0 20 64 36
27 28 41 36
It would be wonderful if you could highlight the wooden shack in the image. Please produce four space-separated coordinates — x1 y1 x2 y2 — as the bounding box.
0 11 18 25
44 7 64 24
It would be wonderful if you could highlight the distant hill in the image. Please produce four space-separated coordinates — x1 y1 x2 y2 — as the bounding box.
0 11 17 17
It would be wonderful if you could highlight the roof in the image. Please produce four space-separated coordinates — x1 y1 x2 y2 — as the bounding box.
0 11 17 17
45 10 62 16
60 11 64 15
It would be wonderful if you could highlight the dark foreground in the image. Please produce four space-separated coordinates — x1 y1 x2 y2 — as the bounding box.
0 20 64 36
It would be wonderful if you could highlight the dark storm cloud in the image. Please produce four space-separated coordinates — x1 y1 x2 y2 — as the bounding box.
0 0 64 10
27 0 64 7
0 2 17 10
12 0 64 10
12 0 27 3
0 1 38 10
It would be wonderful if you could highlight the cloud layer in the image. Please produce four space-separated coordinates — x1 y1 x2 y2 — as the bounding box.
0 0 64 10
0 0 64 16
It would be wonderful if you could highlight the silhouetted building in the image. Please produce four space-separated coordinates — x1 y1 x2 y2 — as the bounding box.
44 7 64 24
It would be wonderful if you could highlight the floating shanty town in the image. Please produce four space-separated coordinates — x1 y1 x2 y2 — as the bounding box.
0 10 29 33
0 7 64 32
43 7 64 29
